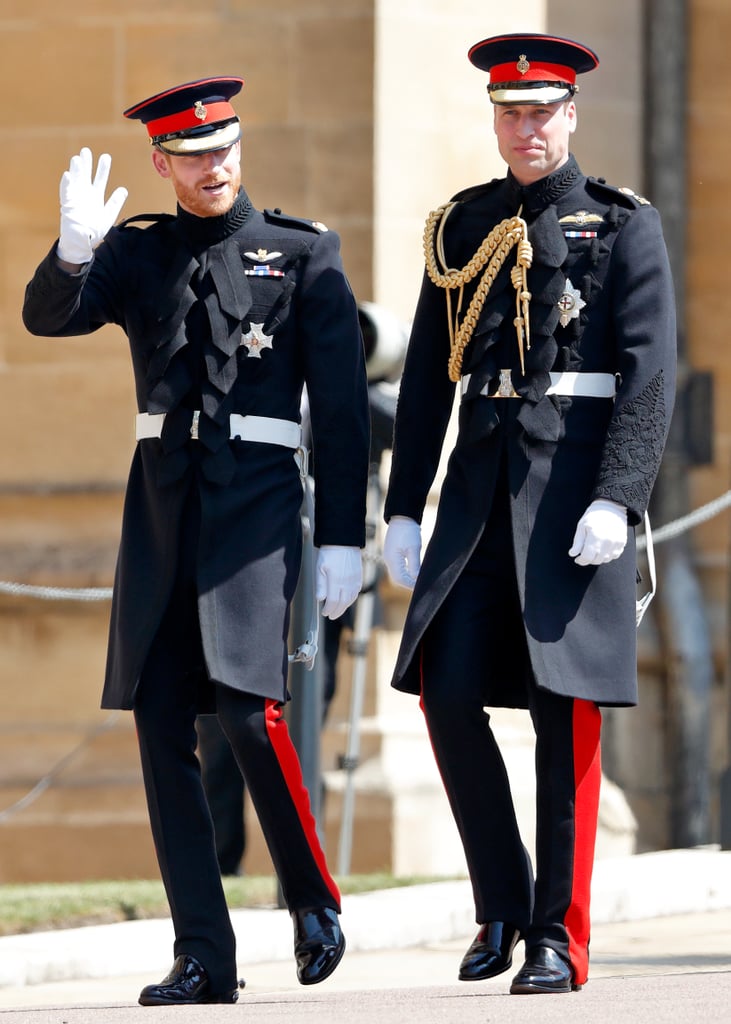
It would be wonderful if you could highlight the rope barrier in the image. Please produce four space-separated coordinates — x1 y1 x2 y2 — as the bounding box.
0 711 120 824
0 580 112 601
1 488 730 824
636 488 731 551
1 490 730 601
0 580 112 823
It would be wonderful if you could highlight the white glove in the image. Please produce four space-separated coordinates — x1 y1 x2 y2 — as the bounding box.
57 148 128 265
383 515 422 589
315 545 363 619
569 499 628 566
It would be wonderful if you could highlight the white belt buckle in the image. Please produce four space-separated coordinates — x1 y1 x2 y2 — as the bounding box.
190 410 200 441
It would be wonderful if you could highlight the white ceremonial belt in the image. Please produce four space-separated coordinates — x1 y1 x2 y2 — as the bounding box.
135 412 302 448
137 410 317 668
545 371 617 398
460 370 617 399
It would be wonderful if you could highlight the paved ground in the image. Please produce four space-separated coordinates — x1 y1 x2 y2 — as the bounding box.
0 911 729 1023
0 849 729 1022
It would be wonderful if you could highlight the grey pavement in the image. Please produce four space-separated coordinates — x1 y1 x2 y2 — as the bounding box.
0 848 729 1021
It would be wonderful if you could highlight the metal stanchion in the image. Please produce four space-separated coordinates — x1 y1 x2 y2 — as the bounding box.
337 463 382 876
721 749 731 849
722 478 731 850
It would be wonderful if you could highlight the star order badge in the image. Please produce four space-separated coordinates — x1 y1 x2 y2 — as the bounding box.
241 322 274 358
557 279 586 328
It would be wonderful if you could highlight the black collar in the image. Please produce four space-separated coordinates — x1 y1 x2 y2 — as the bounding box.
507 155 581 217
175 188 253 248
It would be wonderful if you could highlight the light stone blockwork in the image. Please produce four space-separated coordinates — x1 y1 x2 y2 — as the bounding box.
0 0 725 883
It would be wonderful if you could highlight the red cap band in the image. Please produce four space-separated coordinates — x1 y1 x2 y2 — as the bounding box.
489 60 576 86
145 100 236 139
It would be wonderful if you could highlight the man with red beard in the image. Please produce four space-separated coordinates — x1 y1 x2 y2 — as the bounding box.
23 77 370 1006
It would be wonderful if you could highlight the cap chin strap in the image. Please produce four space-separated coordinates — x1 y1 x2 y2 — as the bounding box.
154 119 241 156
489 82 575 105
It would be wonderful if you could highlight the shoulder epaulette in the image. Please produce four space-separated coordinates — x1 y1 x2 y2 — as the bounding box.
263 208 329 233
449 178 503 203
586 177 653 208
117 212 177 230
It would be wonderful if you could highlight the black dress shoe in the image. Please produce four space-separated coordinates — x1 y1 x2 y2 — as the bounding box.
291 906 346 985
138 954 239 1006
458 921 521 981
510 945 581 994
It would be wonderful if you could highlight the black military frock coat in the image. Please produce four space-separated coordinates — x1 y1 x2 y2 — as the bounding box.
384 157 676 708
23 190 370 709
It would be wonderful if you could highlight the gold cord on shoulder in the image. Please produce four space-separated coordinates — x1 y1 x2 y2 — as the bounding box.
424 203 533 382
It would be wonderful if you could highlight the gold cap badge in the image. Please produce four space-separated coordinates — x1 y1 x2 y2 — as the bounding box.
194 101 207 121
516 54 530 75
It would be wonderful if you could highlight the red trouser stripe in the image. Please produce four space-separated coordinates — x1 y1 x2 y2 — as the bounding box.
565 699 602 984
264 699 341 906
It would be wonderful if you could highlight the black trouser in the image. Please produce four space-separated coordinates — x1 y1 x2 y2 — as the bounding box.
196 714 246 876
419 462 601 985
133 490 339 991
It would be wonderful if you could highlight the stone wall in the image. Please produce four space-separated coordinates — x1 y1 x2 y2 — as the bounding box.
0 0 379 882
0 0 728 881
